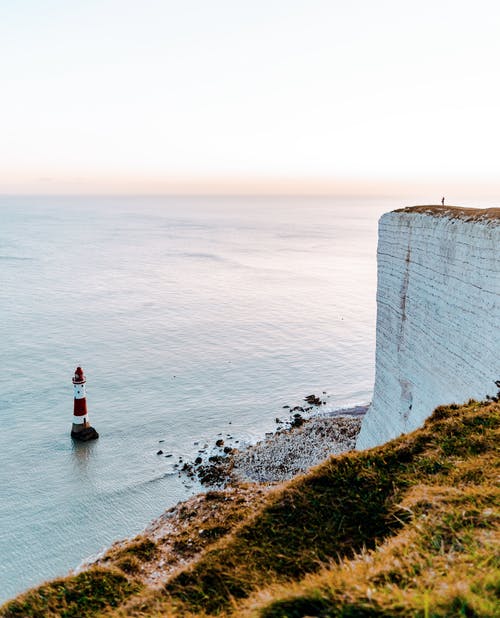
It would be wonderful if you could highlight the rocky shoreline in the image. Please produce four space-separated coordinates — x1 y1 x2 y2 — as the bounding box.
180 404 366 486
81 402 367 587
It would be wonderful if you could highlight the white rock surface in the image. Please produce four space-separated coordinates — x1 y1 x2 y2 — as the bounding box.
232 415 362 483
357 207 500 449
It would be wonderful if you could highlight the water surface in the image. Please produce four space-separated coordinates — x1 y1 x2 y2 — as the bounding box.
0 195 391 602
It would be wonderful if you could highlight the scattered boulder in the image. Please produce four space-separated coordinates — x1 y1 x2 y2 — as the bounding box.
290 414 305 428
196 457 233 485
304 394 322 406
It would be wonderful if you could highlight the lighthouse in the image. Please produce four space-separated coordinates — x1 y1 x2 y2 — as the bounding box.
71 366 99 441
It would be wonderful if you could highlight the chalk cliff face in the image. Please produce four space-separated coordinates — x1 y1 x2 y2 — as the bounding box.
357 206 500 449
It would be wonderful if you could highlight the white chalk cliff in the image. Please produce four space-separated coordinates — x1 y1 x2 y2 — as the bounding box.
357 206 500 450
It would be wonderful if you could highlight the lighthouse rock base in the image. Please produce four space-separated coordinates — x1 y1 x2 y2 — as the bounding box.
357 206 500 450
71 426 99 441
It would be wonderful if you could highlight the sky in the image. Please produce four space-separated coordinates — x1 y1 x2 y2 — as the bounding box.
1 0 500 197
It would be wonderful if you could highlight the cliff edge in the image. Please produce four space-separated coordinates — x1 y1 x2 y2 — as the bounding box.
357 205 500 449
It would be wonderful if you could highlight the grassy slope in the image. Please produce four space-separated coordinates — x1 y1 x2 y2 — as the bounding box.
1 400 498 618
0 569 140 618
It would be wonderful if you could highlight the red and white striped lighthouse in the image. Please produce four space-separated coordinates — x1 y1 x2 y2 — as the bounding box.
71 366 99 441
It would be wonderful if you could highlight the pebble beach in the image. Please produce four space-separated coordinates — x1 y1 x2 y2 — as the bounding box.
84 405 367 587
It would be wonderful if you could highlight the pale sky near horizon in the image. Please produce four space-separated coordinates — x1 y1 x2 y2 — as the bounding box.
1 0 500 196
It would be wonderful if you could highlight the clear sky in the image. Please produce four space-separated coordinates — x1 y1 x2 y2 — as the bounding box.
1 0 499 196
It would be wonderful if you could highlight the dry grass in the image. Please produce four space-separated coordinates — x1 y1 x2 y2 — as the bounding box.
92 484 270 588
246 484 498 617
1 400 498 618
0 568 140 618
393 205 500 222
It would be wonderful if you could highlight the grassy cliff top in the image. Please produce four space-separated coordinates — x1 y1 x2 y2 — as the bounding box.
2 399 499 617
394 205 500 222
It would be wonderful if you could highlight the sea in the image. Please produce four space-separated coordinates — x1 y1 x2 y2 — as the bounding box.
0 195 394 603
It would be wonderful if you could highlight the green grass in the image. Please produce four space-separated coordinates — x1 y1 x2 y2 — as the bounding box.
256 486 499 617
1 400 498 618
158 400 499 616
112 539 159 574
0 568 141 618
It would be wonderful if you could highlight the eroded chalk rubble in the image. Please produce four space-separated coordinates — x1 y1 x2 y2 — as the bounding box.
232 415 362 483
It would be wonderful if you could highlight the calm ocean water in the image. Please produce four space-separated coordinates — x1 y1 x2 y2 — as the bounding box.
0 195 392 602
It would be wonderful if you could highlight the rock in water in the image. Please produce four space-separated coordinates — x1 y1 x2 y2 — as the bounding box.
71 426 99 441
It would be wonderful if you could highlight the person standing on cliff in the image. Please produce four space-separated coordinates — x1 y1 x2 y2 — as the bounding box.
441 196 445 205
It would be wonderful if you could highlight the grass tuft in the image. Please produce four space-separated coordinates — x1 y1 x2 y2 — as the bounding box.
0 568 140 618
